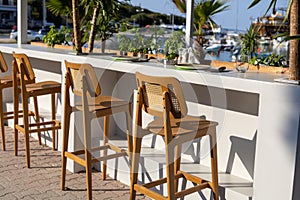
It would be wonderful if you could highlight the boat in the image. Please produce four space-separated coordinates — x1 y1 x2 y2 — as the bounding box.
204 44 222 53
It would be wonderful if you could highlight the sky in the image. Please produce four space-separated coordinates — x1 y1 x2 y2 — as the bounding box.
124 0 288 31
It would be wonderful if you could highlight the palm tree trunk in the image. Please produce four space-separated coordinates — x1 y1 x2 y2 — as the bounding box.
72 0 82 54
196 34 204 46
101 40 106 53
88 3 100 53
289 0 300 80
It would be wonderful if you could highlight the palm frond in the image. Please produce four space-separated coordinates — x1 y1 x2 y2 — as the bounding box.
47 0 71 16
248 0 262 9
172 0 186 13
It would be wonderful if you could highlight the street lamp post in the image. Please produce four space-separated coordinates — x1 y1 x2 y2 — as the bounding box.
136 3 144 27
171 13 174 33
42 0 47 26
186 0 194 47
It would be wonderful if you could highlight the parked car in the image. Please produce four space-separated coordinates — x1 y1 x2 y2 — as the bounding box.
38 28 50 36
10 30 42 41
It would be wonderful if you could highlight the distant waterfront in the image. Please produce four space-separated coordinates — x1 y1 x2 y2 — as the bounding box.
205 42 289 63
205 51 233 62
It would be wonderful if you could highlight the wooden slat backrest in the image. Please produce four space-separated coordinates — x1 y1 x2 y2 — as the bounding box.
0 51 8 73
64 60 101 97
12 52 35 82
136 72 187 118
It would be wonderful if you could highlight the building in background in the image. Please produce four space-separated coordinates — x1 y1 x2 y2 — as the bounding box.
0 0 17 29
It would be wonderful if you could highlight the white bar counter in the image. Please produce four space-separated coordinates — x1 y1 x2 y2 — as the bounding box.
0 44 299 200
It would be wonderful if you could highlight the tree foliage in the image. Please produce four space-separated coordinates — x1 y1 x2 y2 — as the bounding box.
172 0 229 45
248 0 299 80
194 0 229 45
240 25 259 59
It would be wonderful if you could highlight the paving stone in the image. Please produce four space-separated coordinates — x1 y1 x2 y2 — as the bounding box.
0 127 150 199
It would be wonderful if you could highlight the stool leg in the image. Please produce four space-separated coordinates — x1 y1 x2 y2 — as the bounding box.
102 115 109 180
61 108 71 190
126 110 133 163
85 148 92 200
33 96 41 145
61 81 72 191
166 143 175 200
51 93 56 150
210 128 219 200
84 116 92 200
13 88 19 156
0 89 5 151
129 135 142 200
23 97 31 168
174 144 182 193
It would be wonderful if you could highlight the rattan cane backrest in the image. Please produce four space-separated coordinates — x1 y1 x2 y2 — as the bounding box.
136 72 187 118
12 52 35 82
0 51 8 73
64 60 101 97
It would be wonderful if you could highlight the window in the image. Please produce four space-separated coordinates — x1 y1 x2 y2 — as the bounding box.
3 0 9 5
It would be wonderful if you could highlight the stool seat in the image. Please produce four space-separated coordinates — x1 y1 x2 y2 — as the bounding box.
25 81 61 96
147 116 218 137
75 95 129 114
0 75 13 83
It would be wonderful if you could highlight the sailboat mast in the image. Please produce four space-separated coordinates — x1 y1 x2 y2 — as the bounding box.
236 0 239 32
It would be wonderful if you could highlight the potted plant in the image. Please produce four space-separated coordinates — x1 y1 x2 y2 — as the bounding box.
149 25 165 55
164 31 185 64
127 29 149 57
42 26 67 47
117 34 131 56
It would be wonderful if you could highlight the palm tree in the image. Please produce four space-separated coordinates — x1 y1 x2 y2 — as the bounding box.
240 25 259 59
289 0 300 80
83 0 119 53
72 0 82 53
194 0 229 45
172 0 186 13
47 0 72 18
95 0 119 53
249 0 300 80
172 0 229 46
86 1 101 53
48 0 119 53
47 0 84 53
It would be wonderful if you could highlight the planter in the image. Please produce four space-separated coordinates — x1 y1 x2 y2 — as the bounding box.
211 60 289 74
145 53 166 60
118 51 127 56
138 53 147 59
127 52 137 57
30 42 119 55
163 59 176 65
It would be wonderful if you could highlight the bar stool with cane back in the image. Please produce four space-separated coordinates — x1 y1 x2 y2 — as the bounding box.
0 51 36 151
61 61 132 200
0 51 14 151
130 72 219 200
12 52 61 168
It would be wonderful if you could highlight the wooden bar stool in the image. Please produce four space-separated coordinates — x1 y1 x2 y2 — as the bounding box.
0 51 32 151
61 61 132 200
0 51 14 151
12 52 61 168
130 72 219 200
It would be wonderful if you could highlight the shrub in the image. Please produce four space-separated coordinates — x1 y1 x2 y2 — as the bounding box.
43 26 66 47
164 31 185 60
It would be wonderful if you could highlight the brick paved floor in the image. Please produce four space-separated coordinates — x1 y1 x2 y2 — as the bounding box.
0 127 149 200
